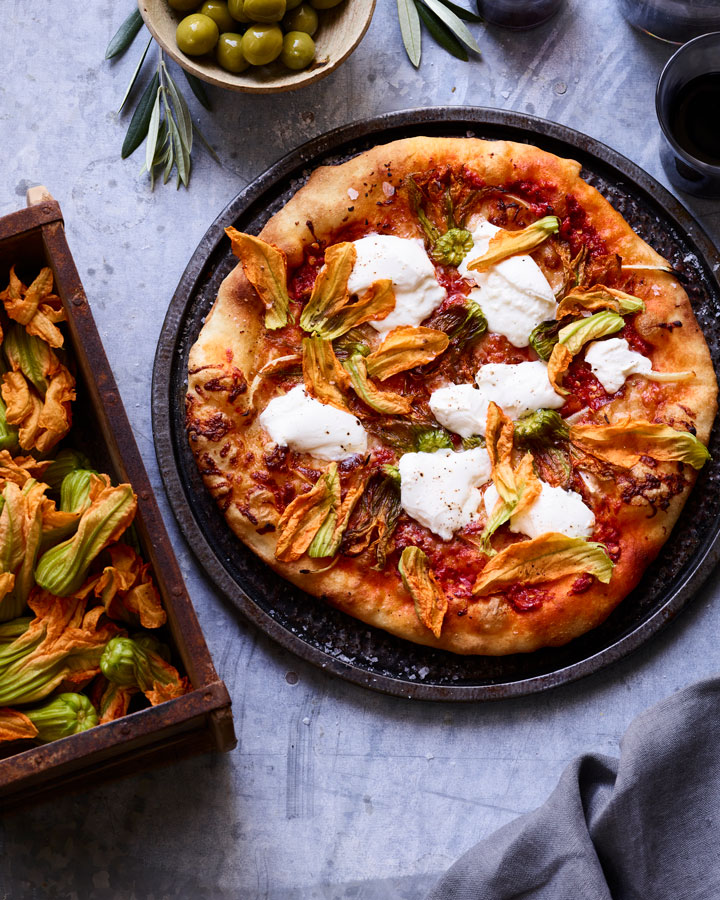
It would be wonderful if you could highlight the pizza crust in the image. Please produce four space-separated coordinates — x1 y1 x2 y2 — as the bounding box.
186 136 717 655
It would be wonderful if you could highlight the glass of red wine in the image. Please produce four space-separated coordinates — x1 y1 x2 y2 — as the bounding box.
656 32 720 197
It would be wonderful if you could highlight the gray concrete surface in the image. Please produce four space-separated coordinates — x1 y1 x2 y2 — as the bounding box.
1 0 719 897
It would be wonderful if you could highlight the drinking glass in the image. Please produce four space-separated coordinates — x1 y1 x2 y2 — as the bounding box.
618 0 720 44
656 32 720 196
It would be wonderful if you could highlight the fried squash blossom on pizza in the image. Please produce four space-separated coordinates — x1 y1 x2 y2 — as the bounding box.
186 137 717 655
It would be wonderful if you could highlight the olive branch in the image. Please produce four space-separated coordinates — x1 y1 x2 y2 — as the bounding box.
396 0 482 66
105 9 218 189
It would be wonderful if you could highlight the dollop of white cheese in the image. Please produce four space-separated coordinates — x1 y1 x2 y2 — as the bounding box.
457 220 557 348
475 361 565 422
584 337 652 393
258 385 368 461
429 383 489 438
484 480 595 541
346 234 445 336
399 447 492 541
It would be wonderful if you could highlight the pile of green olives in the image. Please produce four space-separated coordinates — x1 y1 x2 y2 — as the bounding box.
169 0 344 74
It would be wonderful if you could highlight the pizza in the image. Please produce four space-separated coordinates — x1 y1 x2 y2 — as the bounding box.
185 136 717 655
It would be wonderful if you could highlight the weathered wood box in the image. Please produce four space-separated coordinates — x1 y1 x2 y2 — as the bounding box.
0 190 235 808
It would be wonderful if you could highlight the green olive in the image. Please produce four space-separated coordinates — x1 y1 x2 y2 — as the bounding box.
282 3 317 34
280 31 315 70
285 0 303 9
216 32 250 71
200 0 235 31
228 0 251 20
309 0 343 7
243 0 286 22
241 24 283 64
176 13 220 55
169 0 202 11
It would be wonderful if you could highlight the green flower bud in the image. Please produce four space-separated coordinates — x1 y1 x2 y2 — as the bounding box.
415 427 453 453
101 635 179 696
380 464 400 486
529 318 566 362
514 409 570 446
25 692 99 742
431 228 474 266
100 636 153 688
60 469 97 514
44 449 93 492
426 300 487 351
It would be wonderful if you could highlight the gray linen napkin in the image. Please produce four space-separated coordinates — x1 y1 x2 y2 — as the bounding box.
426 677 720 900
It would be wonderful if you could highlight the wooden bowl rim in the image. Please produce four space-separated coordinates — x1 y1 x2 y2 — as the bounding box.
137 0 376 94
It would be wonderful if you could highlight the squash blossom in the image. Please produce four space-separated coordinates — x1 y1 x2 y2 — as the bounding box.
93 676 137 724
35 483 137 597
0 706 38 742
0 323 76 456
0 617 32 646
0 480 46 622
467 216 560 273
60 469 100 514
398 546 447 638
0 265 66 349
100 636 188 705
79 543 167 630
25 692 99 742
3 324 56 397
0 592 120 706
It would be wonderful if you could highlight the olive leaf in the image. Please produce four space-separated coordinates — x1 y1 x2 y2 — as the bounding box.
163 67 193 187
105 8 144 60
121 70 160 160
118 35 153 114
165 68 193 155
415 2 467 61
438 0 483 22
400 0 481 64
419 0 481 54
144 88 162 181
397 0 422 67
111 34 216 188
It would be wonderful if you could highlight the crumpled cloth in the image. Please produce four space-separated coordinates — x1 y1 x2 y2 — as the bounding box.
426 677 720 900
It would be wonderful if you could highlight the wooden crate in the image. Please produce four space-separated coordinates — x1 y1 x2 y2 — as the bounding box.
0 189 235 808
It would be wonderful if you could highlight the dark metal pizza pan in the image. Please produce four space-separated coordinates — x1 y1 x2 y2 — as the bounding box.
152 107 720 702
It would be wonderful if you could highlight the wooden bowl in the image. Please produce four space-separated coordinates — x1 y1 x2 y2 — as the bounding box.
138 0 375 94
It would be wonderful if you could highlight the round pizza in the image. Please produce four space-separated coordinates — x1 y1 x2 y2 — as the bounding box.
185 136 717 655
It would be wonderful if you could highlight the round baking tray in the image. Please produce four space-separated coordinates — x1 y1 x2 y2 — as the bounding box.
152 107 720 701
